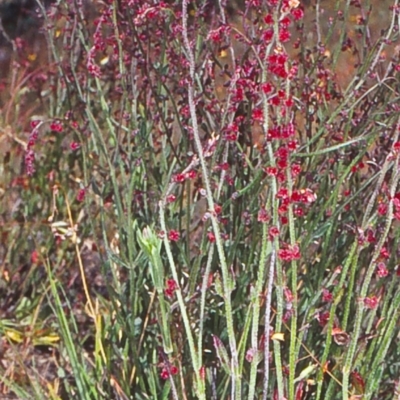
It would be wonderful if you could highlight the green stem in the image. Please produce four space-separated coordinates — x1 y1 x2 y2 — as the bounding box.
181 1 240 397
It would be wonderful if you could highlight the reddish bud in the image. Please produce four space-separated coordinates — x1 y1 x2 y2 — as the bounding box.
77 188 86 202
322 289 333 303
70 142 80 151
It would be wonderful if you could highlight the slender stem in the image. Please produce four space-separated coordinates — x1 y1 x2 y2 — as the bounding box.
181 1 240 398
287 167 298 400
263 249 276 400
198 244 215 363
159 202 205 399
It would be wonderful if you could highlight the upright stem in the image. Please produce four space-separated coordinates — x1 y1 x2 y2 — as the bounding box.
181 1 240 398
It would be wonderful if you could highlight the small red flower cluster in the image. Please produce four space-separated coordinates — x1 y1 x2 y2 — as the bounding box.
50 120 63 132
168 230 180 242
207 25 230 43
322 289 333 303
165 279 178 298
25 149 36 176
173 169 197 183
364 295 379 310
76 188 86 202
25 120 43 176
376 262 388 278
278 244 300 262
160 365 178 380
207 231 216 243
70 142 80 151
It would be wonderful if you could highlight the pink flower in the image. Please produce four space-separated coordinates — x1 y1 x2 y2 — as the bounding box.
166 194 176 203
322 289 333 303
258 208 269 223
364 296 379 309
376 262 388 278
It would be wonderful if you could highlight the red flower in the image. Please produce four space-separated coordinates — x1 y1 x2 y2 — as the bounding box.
294 207 304 217
269 226 280 239
160 365 179 379
264 14 273 24
278 244 300 261
284 287 293 303
30 120 41 128
31 250 39 264
290 244 301 259
50 120 63 132
173 173 186 183
287 140 298 151
366 229 376 243
291 190 302 202
380 247 390 259
265 166 278 176
77 188 86 202
322 289 333 303
258 208 269 223
25 149 36 176
262 28 274 43
70 142 80 151
261 82 273 94
168 230 180 242
207 231 216 243
316 311 330 327
279 29 291 43
186 170 197 180
280 16 291 28
165 279 178 298
277 188 289 200
376 262 388 278
278 249 291 262
160 369 169 380
270 96 281 106
160 365 178 379
166 194 176 203
199 366 206 380
393 141 400 152
252 108 264 122
291 7 304 21
214 204 222 215
377 203 387 216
